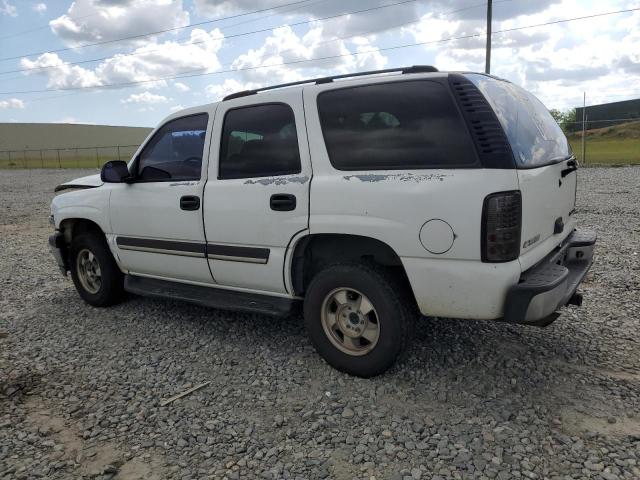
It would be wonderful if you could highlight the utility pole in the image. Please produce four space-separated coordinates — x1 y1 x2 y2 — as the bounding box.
581 92 586 166
485 0 492 74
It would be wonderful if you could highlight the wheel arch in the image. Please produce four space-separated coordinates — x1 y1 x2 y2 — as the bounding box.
59 217 106 244
289 233 418 307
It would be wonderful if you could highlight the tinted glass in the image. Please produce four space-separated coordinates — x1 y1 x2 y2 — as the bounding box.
219 104 301 179
467 74 570 167
317 80 477 170
137 113 208 181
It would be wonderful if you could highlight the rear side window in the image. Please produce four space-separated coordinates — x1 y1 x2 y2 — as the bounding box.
137 113 208 182
219 103 301 179
467 74 570 168
317 80 477 170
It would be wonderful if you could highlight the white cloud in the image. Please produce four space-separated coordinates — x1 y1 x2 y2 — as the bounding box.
194 0 422 39
20 28 224 90
1 0 16 16
49 0 190 46
57 116 79 123
174 82 190 92
170 104 185 112
95 28 223 85
228 25 387 86
0 98 24 109
33 2 46 14
205 79 261 101
122 91 168 104
20 53 101 88
402 0 640 110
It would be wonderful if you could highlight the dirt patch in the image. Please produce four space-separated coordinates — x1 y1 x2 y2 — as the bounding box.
116 457 164 480
22 397 166 478
555 361 640 382
561 409 640 437
0 223 47 232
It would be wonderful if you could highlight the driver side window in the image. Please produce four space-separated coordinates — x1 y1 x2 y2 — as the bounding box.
137 113 209 182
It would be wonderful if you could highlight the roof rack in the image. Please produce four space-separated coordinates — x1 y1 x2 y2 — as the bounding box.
222 65 438 101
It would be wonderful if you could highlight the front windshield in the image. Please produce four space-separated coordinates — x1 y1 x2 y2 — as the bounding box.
466 74 570 167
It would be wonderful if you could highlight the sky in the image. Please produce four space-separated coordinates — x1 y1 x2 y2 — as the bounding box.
0 0 638 127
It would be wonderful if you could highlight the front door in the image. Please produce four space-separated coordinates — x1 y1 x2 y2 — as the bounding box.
203 90 311 294
110 111 215 284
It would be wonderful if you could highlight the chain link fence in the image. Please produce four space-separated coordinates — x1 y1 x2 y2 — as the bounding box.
0 145 140 169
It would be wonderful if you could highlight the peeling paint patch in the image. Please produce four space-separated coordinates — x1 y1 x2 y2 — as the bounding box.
343 173 451 183
244 175 309 186
169 181 199 186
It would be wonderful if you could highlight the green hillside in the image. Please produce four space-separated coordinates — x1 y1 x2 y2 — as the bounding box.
567 121 640 166
0 123 152 168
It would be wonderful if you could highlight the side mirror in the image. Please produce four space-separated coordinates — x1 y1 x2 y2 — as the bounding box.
101 160 131 183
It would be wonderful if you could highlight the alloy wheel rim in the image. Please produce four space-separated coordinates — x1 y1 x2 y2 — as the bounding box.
76 248 102 294
320 287 380 356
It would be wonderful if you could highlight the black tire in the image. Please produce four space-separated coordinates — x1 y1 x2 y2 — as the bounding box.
303 262 413 377
69 233 125 307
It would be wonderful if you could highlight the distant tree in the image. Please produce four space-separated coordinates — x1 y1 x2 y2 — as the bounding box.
561 108 577 132
549 109 563 124
549 108 578 133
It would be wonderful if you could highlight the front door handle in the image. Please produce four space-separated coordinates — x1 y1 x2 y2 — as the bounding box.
270 193 296 211
180 195 200 211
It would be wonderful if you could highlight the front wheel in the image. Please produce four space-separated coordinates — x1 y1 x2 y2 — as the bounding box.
69 233 125 307
303 263 413 377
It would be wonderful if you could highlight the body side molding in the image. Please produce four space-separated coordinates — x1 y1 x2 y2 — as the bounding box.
115 236 270 263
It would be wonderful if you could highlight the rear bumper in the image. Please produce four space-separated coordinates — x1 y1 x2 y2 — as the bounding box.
49 232 68 275
504 229 596 326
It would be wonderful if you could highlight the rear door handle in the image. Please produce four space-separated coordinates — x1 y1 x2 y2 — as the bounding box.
180 195 200 211
270 193 296 211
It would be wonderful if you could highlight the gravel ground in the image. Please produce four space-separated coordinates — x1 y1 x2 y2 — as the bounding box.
1 168 639 480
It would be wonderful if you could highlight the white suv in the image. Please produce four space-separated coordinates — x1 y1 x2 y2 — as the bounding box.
49 66 595 377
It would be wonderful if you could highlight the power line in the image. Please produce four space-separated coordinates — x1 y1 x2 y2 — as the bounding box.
0 0 328 44
4 0 502 81
2 6 638 97
0 0 385 63
0 11 103 41
0 0 415 77
17 1 500 105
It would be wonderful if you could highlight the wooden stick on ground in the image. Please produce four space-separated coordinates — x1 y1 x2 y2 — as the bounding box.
160 382 211 407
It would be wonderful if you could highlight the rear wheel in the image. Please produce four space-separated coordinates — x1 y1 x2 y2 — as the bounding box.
304 262 413 377
69 233 125 307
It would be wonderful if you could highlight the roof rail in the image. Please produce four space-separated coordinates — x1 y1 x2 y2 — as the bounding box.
222 65 438 101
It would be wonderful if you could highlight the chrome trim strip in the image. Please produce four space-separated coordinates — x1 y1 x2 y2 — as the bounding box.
207 253 268 264
118 244 205 258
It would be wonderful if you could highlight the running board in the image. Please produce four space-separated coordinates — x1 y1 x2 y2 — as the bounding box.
124 275 298 317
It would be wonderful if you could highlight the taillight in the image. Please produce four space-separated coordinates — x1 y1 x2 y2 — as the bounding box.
482 191 521 262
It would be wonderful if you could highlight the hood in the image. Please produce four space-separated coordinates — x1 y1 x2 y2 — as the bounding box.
54 173 104 193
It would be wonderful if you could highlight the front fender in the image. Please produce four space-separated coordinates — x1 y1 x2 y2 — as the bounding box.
51 187 112 233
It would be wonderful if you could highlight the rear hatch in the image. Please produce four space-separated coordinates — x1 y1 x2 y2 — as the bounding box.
467 74 577 270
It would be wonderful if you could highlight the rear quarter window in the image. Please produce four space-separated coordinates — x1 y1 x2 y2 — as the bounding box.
466 74 570 168
317 80 477 170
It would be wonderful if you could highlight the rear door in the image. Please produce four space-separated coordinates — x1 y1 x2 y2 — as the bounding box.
467 74 578 270
202 90 311 294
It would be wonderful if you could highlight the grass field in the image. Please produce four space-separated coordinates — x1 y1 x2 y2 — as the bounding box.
567 121 640 166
